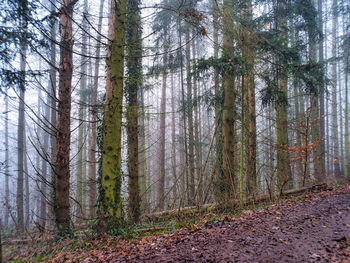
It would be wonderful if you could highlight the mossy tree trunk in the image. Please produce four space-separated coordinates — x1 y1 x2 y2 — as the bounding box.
54 0 77 234
126 0 142 222
98 0 126 230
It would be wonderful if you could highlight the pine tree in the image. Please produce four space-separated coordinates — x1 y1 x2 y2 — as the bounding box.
54 0 77 234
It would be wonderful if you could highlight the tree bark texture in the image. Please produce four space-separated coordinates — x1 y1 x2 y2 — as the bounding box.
126 0 142 222
54 0 76 234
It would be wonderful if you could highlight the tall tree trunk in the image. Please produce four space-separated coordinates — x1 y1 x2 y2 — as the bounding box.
126 0 142 222
170 72 177 205
338 58 344 175
17 32 27 233
239 76 244 206
212 0 223 200
178 19 188 207
345 54 349 178
77 0 88 222
89 0 105 219
185 28 195 206
309 1 323 183
4 87 10 228
24 127 29 227
331 0 340 177
318 0 326 178
157 52 167 211
345 60 349 178
276 0 292 193
221 0 236 201
138 79 147 213
40 89 50 229
48 0 57 227
99 0 126 230
54 0 76 234
192 37 202 204
241 0 257 197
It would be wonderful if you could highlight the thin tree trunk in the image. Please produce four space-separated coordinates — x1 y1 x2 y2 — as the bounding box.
76 0 88 222
54 0 76 234
40 89 50 229
170 72 177 205
318 0 326 177
49 0 57 227
178 19 188 207
157 52 167 211
192 36 202 204
24 126 29 227
345 57 349 178
331 0 340 177
4 87 10 228
17 37 26 233
212 0 223 200
338 57 344 175
138 80 147 213
185 28 195 206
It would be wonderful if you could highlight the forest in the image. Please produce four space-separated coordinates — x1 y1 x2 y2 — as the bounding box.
0 0 350 262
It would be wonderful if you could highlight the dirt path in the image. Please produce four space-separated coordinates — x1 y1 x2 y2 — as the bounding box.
52 187 350 263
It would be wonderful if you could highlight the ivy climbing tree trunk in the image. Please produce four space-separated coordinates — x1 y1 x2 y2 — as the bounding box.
54 0 77 234
99 0 126 230
126 0 142 222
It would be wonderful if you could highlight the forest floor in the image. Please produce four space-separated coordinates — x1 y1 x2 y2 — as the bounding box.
4 185 350 262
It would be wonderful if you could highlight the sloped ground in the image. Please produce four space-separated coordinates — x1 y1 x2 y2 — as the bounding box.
47 186 350 263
